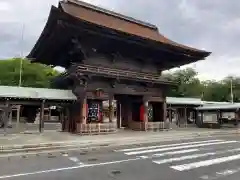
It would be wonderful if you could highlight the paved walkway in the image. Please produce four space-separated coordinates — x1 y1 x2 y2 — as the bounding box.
0 128 239 152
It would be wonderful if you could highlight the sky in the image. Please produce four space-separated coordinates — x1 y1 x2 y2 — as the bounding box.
0 0 239 80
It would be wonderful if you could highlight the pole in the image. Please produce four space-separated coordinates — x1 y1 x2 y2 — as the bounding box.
230 79 234 104
18 24 25 87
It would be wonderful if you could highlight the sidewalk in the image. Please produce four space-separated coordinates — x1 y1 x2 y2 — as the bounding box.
0 128 239 153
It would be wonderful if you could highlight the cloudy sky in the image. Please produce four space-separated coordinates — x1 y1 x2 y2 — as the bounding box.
0 0 239 80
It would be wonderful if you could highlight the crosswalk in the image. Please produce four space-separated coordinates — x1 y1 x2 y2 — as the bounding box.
116 139 240 174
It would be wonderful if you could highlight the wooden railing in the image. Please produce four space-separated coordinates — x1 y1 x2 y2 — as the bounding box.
69 64 170 83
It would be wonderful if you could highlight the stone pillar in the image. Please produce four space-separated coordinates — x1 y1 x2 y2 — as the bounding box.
163 101 167 122
39 100 45 133
163 101 169 129
16 105 21 131
108 94 114 123
184 107 187 127
117 101 121 128
9 108 12 125
201 111 204 126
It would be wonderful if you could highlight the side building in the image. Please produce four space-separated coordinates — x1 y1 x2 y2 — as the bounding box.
27 0 211 133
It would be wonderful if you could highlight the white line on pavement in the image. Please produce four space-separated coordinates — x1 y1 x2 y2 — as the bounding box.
0 158 141 179
68 157 79 163
171 153 240 171
153 147 240 165
200 167 240 180
153 152 216 165
116 140 223 152
136 149 199 159
125 141 237 155
152 149 199 157
155 147 240 165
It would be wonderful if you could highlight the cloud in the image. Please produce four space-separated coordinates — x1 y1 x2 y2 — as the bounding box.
0 0 239 80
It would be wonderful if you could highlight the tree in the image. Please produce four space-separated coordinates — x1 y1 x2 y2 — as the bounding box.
0 58 59 88
202 80 229 102
164 68 203 98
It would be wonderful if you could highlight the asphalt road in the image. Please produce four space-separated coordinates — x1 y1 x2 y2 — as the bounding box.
1 135 240 180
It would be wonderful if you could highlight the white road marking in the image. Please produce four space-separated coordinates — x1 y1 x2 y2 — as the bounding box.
68 157 79 162
153 152 216 165
154 147 240 165
116 139 223 152
200 167 240 180
152 149 199 157
138 156 148 159
171 153 240 171
0 158 141 179
125 141 237 155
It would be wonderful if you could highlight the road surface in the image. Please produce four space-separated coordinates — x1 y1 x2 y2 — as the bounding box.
1 135 240 180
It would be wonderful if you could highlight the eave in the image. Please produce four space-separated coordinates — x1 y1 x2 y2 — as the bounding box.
27 6 211 68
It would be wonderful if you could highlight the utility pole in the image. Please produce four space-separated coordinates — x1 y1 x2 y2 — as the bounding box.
17 24 25 132
230 79 234 104
18 24 25 87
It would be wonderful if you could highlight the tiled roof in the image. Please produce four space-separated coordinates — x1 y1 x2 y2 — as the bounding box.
196 103 239 111
0 86 232 108
166 97 203 105
59 0 210 54
0 86 76 101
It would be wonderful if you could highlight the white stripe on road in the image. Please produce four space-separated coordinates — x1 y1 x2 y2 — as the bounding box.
116 140 223 152
151 149 200 158
68 157 79 163
200 167 240 180
0 158 141 179
154 147 240 165
171 153 240 171
137 149 200 159
125 141 237 155
153 152 215 165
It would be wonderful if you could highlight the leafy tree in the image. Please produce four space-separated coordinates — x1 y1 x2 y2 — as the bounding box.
202 80 229 102
165 68 203 98
0 58 59 88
